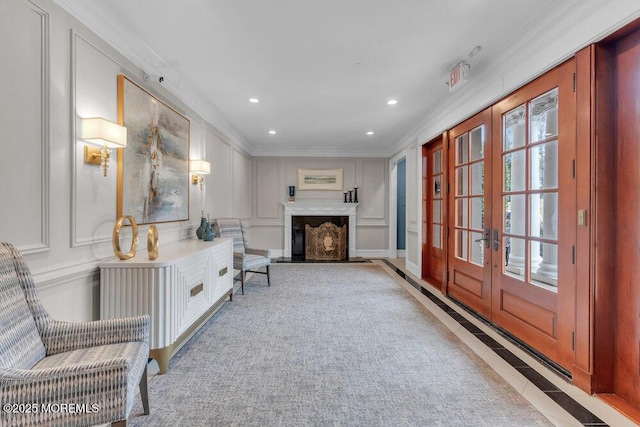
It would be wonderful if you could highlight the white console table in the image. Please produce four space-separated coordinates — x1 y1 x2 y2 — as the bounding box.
100 238 233 373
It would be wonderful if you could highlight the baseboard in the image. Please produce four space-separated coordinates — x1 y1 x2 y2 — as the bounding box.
357 249 390 258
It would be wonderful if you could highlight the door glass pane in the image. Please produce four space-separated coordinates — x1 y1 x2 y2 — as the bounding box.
470 197 483 230
456 134 468 165
505 237 525 282
530 241 558 289
504 150 526 192
456 198 468 227
433 225 441 248
470 126 484 161
470 231 484 266
530 193 558 239
529 140 558 190
471 162 484 195
529 88 558 143
433 200 441 223
504 195 525 236
456 166 468 195
456 230 468 260
433 150 442 174
504 105 526 150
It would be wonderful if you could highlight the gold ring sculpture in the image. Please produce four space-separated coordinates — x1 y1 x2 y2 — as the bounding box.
147 225 159 260
113 215 138 260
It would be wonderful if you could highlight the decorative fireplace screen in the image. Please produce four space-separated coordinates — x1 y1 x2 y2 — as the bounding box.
305 222 347 261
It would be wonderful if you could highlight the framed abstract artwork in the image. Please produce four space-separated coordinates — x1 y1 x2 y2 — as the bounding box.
297 168 343 191
117 75 190 224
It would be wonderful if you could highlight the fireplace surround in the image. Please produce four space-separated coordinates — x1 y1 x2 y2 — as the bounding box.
283 202 358 260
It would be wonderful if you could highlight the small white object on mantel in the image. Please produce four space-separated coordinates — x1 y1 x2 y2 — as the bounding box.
282 202 358 259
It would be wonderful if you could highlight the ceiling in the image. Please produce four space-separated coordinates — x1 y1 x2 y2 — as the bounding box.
53 0 560 157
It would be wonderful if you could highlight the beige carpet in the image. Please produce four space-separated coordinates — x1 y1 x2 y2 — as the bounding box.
129 264 551 426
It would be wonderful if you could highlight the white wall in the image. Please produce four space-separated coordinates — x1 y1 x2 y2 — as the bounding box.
0 0 251 322
250 157 389 257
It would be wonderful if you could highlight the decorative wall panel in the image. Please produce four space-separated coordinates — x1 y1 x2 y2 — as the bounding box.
360 160 386 221
256 159 280 219
208 129 233 218
0 0 49 253
233 151 251 218
71 33 122 246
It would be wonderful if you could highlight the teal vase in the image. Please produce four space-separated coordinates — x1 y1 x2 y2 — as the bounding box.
196 217 207 239
202 222 215 241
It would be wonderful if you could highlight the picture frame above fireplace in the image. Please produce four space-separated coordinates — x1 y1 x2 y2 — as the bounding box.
297 168 343 191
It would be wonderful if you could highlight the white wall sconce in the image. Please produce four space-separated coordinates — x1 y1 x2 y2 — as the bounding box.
190 159 211 190
82 117 127 177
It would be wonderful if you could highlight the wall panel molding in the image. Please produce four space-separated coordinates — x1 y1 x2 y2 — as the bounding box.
359 160 387 220
31 258 99 292
256 158 281 220
70 30 121 247
0 0 50 254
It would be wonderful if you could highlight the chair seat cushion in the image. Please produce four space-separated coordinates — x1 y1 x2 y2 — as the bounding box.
241 254 270 271
33 341 148 412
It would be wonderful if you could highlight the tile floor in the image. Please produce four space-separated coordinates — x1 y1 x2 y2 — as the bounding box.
379 258 636 427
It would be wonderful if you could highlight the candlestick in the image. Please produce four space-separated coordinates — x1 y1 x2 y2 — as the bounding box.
344 191 348 203
354 186 358 203
348 190 353 203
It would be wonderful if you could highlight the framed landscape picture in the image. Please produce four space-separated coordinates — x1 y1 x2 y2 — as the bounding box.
297 168 343 191
117 75 190 224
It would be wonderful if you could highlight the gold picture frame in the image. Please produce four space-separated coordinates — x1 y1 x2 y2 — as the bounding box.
297 168 343 191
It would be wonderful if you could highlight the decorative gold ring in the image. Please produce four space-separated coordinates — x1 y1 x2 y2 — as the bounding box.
113 215 138 260
147 225 159 260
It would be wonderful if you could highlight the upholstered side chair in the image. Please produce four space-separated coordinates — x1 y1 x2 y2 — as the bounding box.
212 218 271 295
0 242 150 427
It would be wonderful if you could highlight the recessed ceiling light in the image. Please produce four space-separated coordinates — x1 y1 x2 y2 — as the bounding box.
268 130 276 135
249 98 260 103
366 131 374 135
387 99 398 105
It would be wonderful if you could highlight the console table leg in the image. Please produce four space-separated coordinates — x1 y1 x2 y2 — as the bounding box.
150 345 173 374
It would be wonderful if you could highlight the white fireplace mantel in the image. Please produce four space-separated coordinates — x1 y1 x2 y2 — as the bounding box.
283 202 358 258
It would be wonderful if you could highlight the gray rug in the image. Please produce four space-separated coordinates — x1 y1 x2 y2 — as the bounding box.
129 264 551 426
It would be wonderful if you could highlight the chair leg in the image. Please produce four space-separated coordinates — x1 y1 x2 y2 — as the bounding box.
241 270 245 295
267 265 271 287
139 365 150 415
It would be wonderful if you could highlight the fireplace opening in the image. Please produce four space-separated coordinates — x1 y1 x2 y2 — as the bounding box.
291 215 349 261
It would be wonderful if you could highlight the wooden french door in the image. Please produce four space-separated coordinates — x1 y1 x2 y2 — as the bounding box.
422 136 445 289
447 109 492 318
446 59 577 370
490 59 576 369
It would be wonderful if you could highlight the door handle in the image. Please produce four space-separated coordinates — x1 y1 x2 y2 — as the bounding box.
473 227 491 249
492 228 500 251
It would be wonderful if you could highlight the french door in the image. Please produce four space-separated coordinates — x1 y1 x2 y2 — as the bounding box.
422 136 445 289
447 59 577 369
447 109 492 318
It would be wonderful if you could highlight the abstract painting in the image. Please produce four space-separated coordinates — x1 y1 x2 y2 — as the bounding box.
117 75 190 224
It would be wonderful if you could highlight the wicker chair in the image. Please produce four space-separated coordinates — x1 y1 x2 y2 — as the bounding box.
0 242 150 427
212 218 271 295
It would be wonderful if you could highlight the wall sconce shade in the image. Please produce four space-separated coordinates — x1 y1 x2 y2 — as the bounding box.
82 117 127 177
190 159 211 190
190 160 211 175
